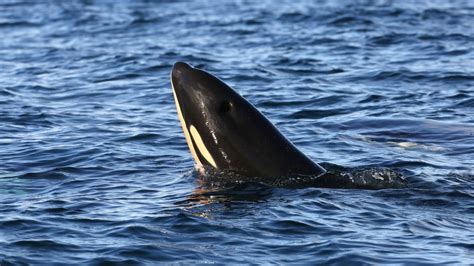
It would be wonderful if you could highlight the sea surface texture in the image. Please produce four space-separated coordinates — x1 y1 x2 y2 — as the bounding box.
1 0 473 264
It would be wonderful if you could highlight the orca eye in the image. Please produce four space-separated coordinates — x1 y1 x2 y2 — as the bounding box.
219 100 232 113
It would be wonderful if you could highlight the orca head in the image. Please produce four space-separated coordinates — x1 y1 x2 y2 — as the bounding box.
171 62 264 173
170 61 326 178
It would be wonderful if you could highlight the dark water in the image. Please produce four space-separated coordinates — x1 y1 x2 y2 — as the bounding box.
1 0 473 264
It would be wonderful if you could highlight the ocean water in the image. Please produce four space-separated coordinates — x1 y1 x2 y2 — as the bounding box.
1 0 473 264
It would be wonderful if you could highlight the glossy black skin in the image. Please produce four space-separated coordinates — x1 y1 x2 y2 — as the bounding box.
171 62 326 179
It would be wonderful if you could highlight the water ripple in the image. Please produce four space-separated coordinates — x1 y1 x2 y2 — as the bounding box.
0 0 473 264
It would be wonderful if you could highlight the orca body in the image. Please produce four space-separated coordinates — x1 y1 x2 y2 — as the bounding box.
171 62 327 182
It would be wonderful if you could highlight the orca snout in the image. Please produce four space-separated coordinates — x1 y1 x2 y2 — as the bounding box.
172 61 193 80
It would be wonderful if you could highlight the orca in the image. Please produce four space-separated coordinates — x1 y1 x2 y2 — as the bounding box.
170 61 331 186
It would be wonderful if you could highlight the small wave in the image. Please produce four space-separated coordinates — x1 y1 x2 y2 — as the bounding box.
228 73 272 82
435 74 474 82
329 16 373 26
93 73 142 83
418 33 472 41
442 49 470 56
0 88 16 96
130 13 164 26
288 109 349 119
85 257 141 265
266 219 317 234
358 94 386 103
117 133 161 142
421 8 454 20
368 33 414 46
278 11 311 23
383 160 437 168
17 171 68 179
227 28 257 35
414 198 458 207
446 189 474 199
273 57 320 66
306 37 340 45
0 21 41 28
368 70 431 82
260 95 345 108
106 225 160 238
452 243 474 251
447 92 471 100
11 239 79 250
142 64 171 72
258 99 311 107
106 244 183 262
455 98 474 108
0 218 43 229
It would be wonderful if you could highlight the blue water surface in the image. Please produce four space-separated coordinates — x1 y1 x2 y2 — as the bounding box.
1 0 473 264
